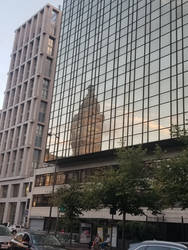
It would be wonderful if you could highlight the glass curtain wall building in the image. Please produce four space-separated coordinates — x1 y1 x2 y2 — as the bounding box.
46 0 188 159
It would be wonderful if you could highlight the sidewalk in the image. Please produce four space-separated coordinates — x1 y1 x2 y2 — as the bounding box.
66 247 88 250
65 243 89 250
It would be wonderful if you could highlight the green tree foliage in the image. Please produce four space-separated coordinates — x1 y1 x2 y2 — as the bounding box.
85 146 161 214
155 124 188 209
53 182 84 218
52 182 85 244
84 146 161 248
170 124 188 145
116 146 161 216
155 148 188 209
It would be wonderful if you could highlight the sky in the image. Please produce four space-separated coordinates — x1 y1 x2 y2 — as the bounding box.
0 0 63 109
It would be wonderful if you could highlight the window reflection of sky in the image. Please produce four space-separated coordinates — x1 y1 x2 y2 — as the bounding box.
46 0 188 158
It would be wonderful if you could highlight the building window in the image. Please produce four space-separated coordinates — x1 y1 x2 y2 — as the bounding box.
0 154 4 175
34 172 66 187
22 46 27 63
11 184 20 197
32 194 50 207
35 174 53 187
35 125 44 147
11 54 16 70
19 65 24 82
8 203 17 225
0 133 2 148
32 149 41 169
15 86 21 104
15 127 21 147
35 38 40 55
10 89 15 106
1 185 8 198
18 149 24 174
51 10 58 23
21 125 27 146
8 72 13 89
22 82 27 101
12 107 18 126
4 91 10 108
25 101 31 121
44 58 52 77
23 183 29 197
2 132 8 151
13 69 18 85
28 79 34 97
0 203 5 223
47 38 54 56
1 113 6 130
5 152 10 176
56 172 66 185
11 151 17 174
19 104 24 123
29 42 33 58
32 57 37 75
38 101 47 123
9 129 14 148
25 61 31 79
7 109 12 127
42 79 49 99
16 50 21 67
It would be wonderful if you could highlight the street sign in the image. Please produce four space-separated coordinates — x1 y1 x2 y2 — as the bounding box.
59 207 66 212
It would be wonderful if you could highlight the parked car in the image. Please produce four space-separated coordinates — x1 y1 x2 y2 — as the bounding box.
0 225 12 249
129 240 188 250
179 243 188 248
10 230 67 250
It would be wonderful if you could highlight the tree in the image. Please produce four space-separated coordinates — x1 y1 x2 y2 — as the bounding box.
84 146 161 249
170 123 188 145
116 146 161 248
154 124 188 210
52 182 85 245
155 144 188 209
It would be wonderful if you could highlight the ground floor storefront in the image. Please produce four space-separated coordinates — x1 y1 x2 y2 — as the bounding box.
29 214 188 248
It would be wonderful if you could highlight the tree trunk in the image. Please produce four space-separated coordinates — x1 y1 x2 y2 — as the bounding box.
122 212 126 250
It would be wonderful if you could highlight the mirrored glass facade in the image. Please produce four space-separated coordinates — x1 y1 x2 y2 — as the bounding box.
46 0 188 159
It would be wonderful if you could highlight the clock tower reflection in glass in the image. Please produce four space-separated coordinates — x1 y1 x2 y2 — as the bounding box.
70 85 104 156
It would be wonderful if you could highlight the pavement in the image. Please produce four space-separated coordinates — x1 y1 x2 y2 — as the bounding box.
65 243 89 250
66 247 88 250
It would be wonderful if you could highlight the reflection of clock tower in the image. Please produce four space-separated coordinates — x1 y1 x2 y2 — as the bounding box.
70 85 104 156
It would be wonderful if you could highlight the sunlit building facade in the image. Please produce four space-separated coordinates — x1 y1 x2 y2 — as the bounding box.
30 0 188 237
46 0 188 160
0 4 62 225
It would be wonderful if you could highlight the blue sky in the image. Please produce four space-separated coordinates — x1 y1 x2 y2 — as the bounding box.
0 0 63 109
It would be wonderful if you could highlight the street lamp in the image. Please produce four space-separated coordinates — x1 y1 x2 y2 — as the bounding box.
47 133 60 233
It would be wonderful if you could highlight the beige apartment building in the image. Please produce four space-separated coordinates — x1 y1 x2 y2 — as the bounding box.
0 4 62 225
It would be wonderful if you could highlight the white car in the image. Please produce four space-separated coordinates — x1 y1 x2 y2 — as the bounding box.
129 240 188 250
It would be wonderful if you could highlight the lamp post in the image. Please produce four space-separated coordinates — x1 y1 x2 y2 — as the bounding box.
47 134 60 233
